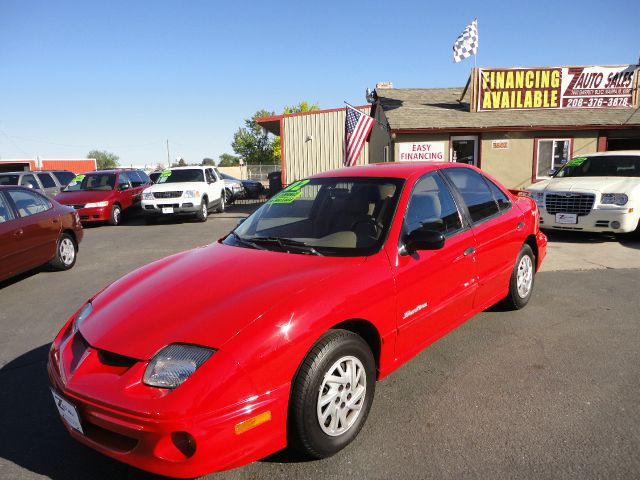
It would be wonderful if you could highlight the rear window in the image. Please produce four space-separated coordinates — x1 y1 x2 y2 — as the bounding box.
52 171 76 186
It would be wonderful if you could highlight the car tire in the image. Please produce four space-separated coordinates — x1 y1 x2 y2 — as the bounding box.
215 192 226 213
289 329 376 459
108 204 122 226
225 188 235 205
504 244 536 310
49 233 77 271
196 198 208 222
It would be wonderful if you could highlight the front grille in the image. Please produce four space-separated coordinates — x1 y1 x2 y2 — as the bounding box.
157 203 179 208
545 193 595 216
153 191 182 199
97 349 138 368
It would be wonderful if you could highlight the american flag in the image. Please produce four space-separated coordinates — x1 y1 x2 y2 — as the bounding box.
453 19 478 63
344 105 375 167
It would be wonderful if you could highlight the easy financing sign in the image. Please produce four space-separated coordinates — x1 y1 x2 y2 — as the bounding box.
476 65 638 112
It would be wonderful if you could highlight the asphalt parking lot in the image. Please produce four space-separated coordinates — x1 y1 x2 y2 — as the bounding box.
1 207 639 480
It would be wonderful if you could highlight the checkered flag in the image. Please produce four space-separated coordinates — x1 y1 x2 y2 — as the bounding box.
453 19 478 63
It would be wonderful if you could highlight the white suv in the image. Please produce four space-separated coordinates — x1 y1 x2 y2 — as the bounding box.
141 166 225 222
527 151 640 234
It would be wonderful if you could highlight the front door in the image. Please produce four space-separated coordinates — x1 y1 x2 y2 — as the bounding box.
451 136 479 166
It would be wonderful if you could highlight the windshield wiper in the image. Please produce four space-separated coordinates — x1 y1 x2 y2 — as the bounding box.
228 231 267 250
244 236 323 256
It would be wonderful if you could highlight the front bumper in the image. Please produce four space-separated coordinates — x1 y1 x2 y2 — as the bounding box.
539 207 639 233
47 324 288 477
69 206 111 223
142 200 201 216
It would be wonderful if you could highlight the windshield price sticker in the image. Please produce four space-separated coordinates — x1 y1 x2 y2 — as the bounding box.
71 175 85 182
160 170 172 177
268 179 310 204
566 157 587 167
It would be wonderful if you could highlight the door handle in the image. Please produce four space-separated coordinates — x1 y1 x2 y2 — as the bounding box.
52 218 59 224
463 246 475 256
13 228 24 237
516 221 525 230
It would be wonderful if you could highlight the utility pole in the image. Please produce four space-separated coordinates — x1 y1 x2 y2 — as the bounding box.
166 139 171 168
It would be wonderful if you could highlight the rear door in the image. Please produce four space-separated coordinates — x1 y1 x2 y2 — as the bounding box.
4 188 61 273
36 172 61 197
0 192 20 280
391 172 478 360
443 167 525 309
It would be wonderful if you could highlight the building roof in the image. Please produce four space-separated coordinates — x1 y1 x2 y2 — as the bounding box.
376 88 640 132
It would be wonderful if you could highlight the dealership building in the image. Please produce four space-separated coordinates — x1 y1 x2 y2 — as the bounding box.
0 158 96 173
259 64 640 189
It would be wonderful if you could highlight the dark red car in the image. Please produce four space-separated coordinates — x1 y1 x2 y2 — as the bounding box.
54 169 151 226
0 185 83 283
48 163 546 477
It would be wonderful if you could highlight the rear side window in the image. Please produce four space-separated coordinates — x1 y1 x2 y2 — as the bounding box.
52 171 76 186
485 178 511 211
37 173 57 188
405 172 463 236
444 168 500 223
0 174 19 185
136 170 150 185
0 193 15 223
7 189 51 217
20 174 40 190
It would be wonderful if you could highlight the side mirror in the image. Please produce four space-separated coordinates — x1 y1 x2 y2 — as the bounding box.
403 228 445 254
119 184 131 191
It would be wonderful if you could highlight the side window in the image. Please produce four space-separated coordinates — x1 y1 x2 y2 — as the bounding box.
118 173 131 188
137 170 150 185
444 168 500 223
52 171 76 186
7 189 51 217
127 171 143 187
37 173 57 188
205 169 215 183
20 174 40 190
405 172 463 236
0 193 15 223
485 177 511 211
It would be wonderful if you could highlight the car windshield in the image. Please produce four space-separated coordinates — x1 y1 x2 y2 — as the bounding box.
0 174 19 185
220 173 238 181
555 155 640 178
224 176 404 257
63 173 116 191
156 169 204 183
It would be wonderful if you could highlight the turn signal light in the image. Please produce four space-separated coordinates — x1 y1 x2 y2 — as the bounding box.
234 411 272 435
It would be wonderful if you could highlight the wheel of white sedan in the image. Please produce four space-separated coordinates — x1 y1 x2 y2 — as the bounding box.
505 244 536 310
289 329 376 458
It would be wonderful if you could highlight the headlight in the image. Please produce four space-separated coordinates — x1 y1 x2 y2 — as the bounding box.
143 344 215 389
84 201 109 208
601 193 628 206
73 302 93 333
529 192 544 208
183 190 201 198
142 192 154 200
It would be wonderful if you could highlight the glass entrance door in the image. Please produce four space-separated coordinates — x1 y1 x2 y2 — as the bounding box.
450 136 479 166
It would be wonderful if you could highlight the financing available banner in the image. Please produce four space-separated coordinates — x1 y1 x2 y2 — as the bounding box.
475 65 637 112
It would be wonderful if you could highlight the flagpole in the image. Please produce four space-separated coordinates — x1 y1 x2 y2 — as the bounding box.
343 101 390 132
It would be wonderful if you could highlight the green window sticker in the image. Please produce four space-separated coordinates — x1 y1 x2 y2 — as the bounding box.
72 174 85 182
566 157 587 167
268 179 311 204
160 170 172 177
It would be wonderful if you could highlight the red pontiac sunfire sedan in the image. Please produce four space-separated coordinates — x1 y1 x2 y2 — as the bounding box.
48 163 547 477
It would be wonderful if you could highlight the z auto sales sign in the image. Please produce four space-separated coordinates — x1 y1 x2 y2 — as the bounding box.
477 65 637 111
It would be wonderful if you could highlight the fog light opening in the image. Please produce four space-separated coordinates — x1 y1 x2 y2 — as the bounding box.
171 431 196 458
611 221 621 229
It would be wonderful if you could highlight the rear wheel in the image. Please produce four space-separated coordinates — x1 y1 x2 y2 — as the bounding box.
504 244 536 310
50 233 77 270
196 198 208 222
289 330 375 459
108 204 122 226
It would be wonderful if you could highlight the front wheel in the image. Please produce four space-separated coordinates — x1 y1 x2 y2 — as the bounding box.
108 204 122 226
289 330 376 459
504 244 536 310
215 192 226 213
49 233 77 270
196 198 208 222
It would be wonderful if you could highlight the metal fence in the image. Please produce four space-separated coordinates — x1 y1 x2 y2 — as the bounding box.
245 164 280 184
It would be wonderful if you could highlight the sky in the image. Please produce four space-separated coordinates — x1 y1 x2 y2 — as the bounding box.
1 0 639 168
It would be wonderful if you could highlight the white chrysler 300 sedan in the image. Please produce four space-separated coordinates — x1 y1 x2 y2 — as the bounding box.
527 151 640 234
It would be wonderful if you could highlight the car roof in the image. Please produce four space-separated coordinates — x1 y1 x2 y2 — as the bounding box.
578 150 640 157
168 166 208 170
311 162 476 180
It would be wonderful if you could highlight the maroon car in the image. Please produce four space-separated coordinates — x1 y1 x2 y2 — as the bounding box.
0 185 84 283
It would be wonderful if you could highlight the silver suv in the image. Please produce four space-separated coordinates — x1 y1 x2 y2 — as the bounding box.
0 170 76 198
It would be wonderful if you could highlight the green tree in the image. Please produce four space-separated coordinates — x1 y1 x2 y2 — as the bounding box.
87 150 119 170
201 157 215 166
218 153 240 167
231 109 277 165
177 158 187 167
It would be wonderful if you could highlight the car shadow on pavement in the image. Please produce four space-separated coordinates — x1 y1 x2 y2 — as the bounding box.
0 344 170 480
545 229 640 249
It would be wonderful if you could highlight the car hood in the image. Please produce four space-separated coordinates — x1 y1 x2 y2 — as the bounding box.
145 182 207 192
528 177 639 193
81 243 364 360
55 190 114 204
